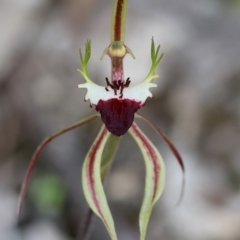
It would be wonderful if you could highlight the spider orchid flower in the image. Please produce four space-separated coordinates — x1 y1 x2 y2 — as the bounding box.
18 1 185 240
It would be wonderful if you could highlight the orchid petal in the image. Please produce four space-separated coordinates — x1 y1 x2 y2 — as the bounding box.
129 122 165 240
18 114 99 217
82 126 118 240
78 80 156 106
136 113 185 205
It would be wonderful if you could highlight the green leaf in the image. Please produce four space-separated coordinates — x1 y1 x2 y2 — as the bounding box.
30 174 65 215
82 126 118 240
18 114 99 217
129 122 166 240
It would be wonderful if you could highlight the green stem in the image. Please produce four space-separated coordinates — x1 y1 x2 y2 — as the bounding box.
101 134 121 181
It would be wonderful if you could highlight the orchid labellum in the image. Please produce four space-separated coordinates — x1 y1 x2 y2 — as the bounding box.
18 0 185 239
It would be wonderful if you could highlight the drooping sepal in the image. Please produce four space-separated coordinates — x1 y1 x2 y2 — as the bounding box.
18 114 99 217
136 113 185 204
77 133 121 240
82 126 118 240
129 122 166 240
78 40 92 83
143 38 164 83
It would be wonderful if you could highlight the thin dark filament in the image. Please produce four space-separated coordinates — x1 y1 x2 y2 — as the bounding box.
105 77 130 97
77 208 94 240
17 114 99 217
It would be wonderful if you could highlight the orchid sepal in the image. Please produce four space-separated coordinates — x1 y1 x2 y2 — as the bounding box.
136 113 185 204
82 125 118 240
129 122 165 240
17 114 99 217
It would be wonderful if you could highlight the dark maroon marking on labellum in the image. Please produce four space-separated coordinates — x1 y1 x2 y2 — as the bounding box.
96 99 141 136
105 77 131 97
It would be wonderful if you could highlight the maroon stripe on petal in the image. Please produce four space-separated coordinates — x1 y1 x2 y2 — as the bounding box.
136 113 185 205
131 123 160 202
86 127 108 221
137 113 185 172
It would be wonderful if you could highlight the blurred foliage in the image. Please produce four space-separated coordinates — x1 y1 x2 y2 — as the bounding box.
220 0 240 7
29 173 66 216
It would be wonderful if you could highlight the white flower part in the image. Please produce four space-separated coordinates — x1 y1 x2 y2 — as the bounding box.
123 82 157 102
78 81 157 106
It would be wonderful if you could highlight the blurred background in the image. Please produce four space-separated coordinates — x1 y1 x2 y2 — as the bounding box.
1 0 240 239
